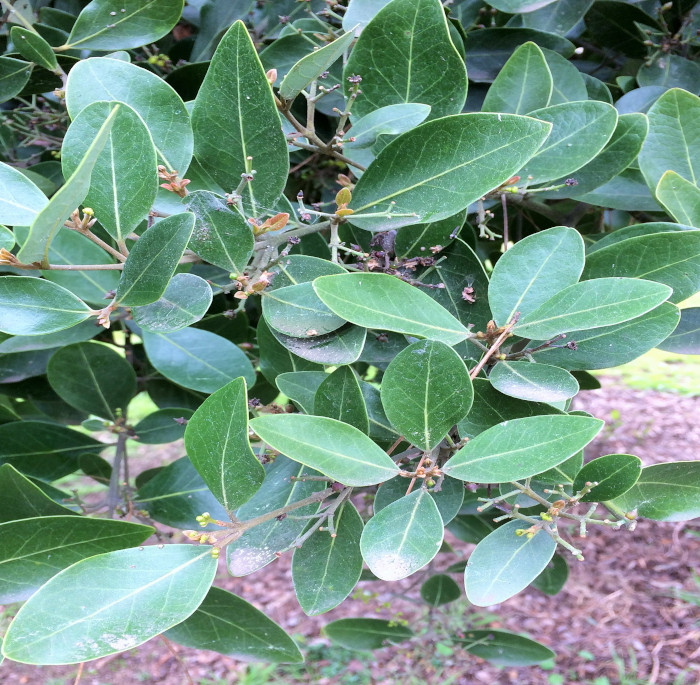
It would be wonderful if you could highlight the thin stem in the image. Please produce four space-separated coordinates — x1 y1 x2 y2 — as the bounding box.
158 636 194 685
108 432 128 517
253 221 331 251
405 450 431 495
469 314 520 379
69 228 127 262
0 0 35 31
501 193 509 251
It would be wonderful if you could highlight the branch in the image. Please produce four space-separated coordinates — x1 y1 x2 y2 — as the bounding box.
469 314 520 379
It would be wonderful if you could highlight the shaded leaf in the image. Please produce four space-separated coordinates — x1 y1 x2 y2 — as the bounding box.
420 574 461 606
573 454 642 502
531 554 569 595
456 628 555 665
276 371 327 414
657 306 700 354
132 408 193 444
314 366 369 434
375 475 464 525
10 27 59 73
324 618 413 650
0 56 33 104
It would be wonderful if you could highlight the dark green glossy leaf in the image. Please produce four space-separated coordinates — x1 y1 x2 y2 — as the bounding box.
531 554 569 595
656 171 700 228
185 377 265 512
375 475 464 525
344 0 467 120
61 101 157 244
609 462 700 522
521 0 592 34
513 278 672 340
489 361 579 403
0 516 152 603
349 114 551 231
381 339 473 451
190 0 252 61
250 414 399 487
393 210 464 259
465 519 556 606
132 408 193 444
47 342 136 420
657 306 700 354
482 42 552 115
360 380 401 444
420 574 461 606
276 371 327 414
165 586 302 663
446 514 496 544
0 55 33 104
456 628 555 666
0 348 54 383
132 273 213 333
192 21 288 210
584 0 658 57
573 454 642 502
10 27 59 73
257 317 322 384
314 366 369 434
360 489 443 580
444 415 603 483
292 501 364 615
638 54 700 94
489 226 584 326
2 545 216 665
324 618 413 650
314 273 470 345
142 327 255 393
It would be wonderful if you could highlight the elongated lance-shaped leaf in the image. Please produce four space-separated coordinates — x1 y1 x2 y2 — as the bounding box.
465 519 557 606
325 618 413 650
18 106 119 266
513 278 672 340
488 226 584 327
250 414 399 487
313 273 471 346
348 113 551 231
63 0 184 51
656 171 700 228
0 277 93 336
443 415 603 483
314 366 370 434
10 27 59 73
61 101 158 244
0 161 48 226
2 545 217 665
115 212 195 307
279 28 356 101
482 42 552 114
360 489 444 581
192 21 288 211
0 516 152 603
185 378 265 512
457 628 555 666
344 0 467 120
381 340 473 451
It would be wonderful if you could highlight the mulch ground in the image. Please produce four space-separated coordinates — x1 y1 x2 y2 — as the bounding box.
2 378 699 685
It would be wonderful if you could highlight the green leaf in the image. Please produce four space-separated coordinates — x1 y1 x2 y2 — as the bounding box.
582 231 700 304
313 273 471 345
381 339 473 451
185 378 265 512
609 462 700 522
521 0 593 35
420 574 461 607
18 106 119 266
292 501 364 615
227 456 326 576
656 171 700 228
482 42 552 115
361 380 401 445
518 101 618 185
132 408 193 444
0 56 33 104
185 191 254 273
268 254 346 288
2 545 216 665
324 618 413 651
279 28 355 101
0 464 78 522
0 277 92 336
465 519 556 606
657 306 700 354
165 586 302 662
444 415 603 483
47 342 136 420
61 101 157 244
360 489 444 580
0 421 102 480
393 210 464 259
529 302 681 370
513 278 672 340
276 371 327 414
344 0 467 120
10 27 59 73
447 514 497 544
250 414 399 487
375 475 464 525
638 88 700 194
314 366 369 434
191 21 288 211
487 0 555 10
456 628 555 666
540 47 587 105
348 113 551 231
489 361 579 403
0 516 152 603
134 457 229 530
342 0 393 32
132 273 213 333
531 554 569 595
587 222 691 254
257 317 322 384
573 454 642 502
64 0 184 50
142 327 255 393
190 0 252 61
584 0 659 58
638 54 700 93
346 104 431 150
488 226 585 326
115 213 195 306
66 57 193 176
577 168 662 211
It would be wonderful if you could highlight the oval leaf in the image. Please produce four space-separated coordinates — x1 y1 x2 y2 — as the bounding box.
324 618 413 651
457 628 555 666
420 574 461 607
0 161 48 226
489 361 579 403
573 453 642 502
